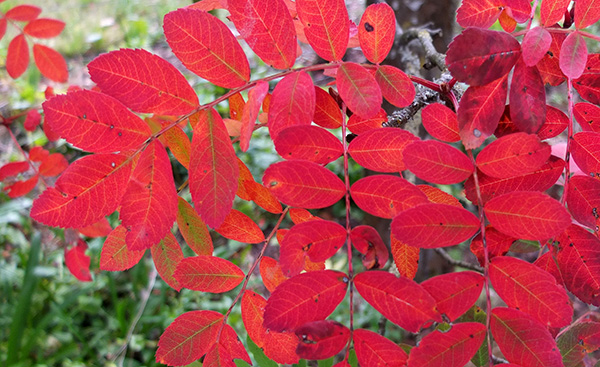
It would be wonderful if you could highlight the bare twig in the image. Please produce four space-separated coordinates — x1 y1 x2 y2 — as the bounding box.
433 248 483 273
400 27 447 72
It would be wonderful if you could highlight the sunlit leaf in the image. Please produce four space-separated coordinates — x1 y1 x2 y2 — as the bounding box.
174 255 244 293
421 271 484 322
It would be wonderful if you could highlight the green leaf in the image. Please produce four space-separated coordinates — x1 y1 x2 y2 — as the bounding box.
247 336 278 367
318 357 334 367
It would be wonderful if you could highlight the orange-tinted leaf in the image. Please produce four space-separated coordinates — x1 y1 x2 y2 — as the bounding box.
156 310 223 366
260 256 289 292
163 8 250 88
354 270 441 332
567 175 600 229
407 322 486 367
236 157 253 201
289 208 322 224
176 197 213 255
350 175 428 219
541 0 570 26
267 71 315 139
263 270 348 332
32 44 68 83
418 185 462 207
510 59 547 133
42 90 151 153
456 0 502 28
458 75 508 149
217 325 251 365
295 320 349 360
314 87 343 129
100 225 145 271
24 18 65 38
491 256 572 327
476 133 550 178
485 191 571 240
215 209 265 244
7 34 29 79
65 240 92 282
346 109 387 134
174 255 244 293
39 153 68 177
190 108 239 228
5 5 40 21
121 141 177 250
151 232 183 291
263 160 345 209
575 0 600 29
447 27 520 86
3 175 38 198
391 203 480 248
557 224 600 306
78 217 112 238
358 3 395 64
296 0 349 61
164 124 191 169
421 271 484 322
571 131 600 175
354 329 408 366
240 81 269 152
560 32 588 79
337 62 382 119
522 27 552 66
0 161 29 180
348 127 417 172
403 140 474 184
491 307 563 367
538 105 569 139
228 0 297 69
274 125 343 164
391 234 420 279
229 93 245 121
31 154 132 228
244 180 283 214
421 103 460 142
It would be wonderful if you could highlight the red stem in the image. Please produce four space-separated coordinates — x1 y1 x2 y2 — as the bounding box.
561 78 575 206
5 125 49 189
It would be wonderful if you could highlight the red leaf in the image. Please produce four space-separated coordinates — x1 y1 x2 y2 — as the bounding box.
510 59 547 133
241 290 299 364
476 133 550 177
560 32 588 79
100 225 145 271
458 75 508 149
557 224 600 306
358 3 395 64
7 34 29 79
0 161 29 181
42 90 151 153
538 105 569 139
541 0 570 26
491 307 563 367
31 154 132 228
190 108 239 228
240 81 269 152
575 0 600 29
215 209 265 244
391 234 420 279
280 220 346 276
260 256 289 292
346 109 387 134
65 240 92 282
244 180 283 214
296 0 349 61
421 103 460 142
3 175 38 198
567 175 600 229
574 102 600 133
421 271 484 322
447 27 521 86
375 65 415 108
5 5 41 21
456 0 502 28
350 175 429 219
403 140 474 184
88 48 199 115
350 225 389 269
156 310 223 366
151 233 183 291
490 256 572 327
263 270 348 332
29 146 48 162
348 127 417 172
33 44 68 83
295 320 349 360
78 217 112 238
0 19 5 41
174 255 244 293
484 191 571 240
263 160 345 209
337 62 382 119
470 226 515 265
163 8 250 88
391 203 480 248
274 125 343 164
571 131 600 175
176 197 213 256
418 185 462 207
538 32 567 86
24 18 65 38
120 141 177 250
407 323 486 367
228 0 296 69
314 87 343 129
354 329 408 366
23 108 41 131
522 27 552 66
204 325 250 367
574 54 600 105
354 270 441 332
267 71 315 139
39 153 68 177
465 156 565 204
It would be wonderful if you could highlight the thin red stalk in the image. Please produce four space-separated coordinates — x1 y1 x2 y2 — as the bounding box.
467 149 493 367
561 78 575 206
409 75 442 92
526 0 540 31
216 206 290 341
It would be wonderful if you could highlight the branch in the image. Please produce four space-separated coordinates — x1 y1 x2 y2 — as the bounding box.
399 27 446 72
433 248 483 273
